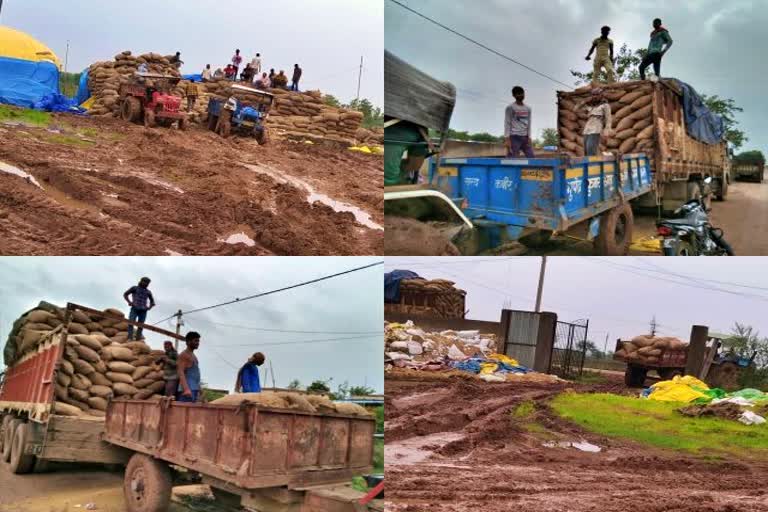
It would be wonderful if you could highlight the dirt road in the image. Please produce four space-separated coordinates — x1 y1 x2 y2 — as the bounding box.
0 461 207 512
385 376 768 512
0 114 382 255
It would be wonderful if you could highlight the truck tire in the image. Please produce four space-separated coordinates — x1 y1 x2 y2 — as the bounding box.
715 176 728 201
0 415 11 456
9 422 36 474
519 230 553 249
124 454 172 512
256 127 269 145
121 97 141 123
2 418 21 463
178 118 189 131
624 365 647 388
594 203 633 256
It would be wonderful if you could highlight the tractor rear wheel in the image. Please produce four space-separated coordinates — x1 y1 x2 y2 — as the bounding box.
624 365 647 388
3 418 21 462
9 422 36 474
121 97 141 123
144 110 156 128
709 362 741 391
207 115 218 132
123 453 172 512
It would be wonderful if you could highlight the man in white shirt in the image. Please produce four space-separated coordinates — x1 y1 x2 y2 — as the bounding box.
251 53 262 74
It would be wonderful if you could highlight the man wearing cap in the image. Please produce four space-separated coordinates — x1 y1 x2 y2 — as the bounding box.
235 352 265 393
123 277 155 341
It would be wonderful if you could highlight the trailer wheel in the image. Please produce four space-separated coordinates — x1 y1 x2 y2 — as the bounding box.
594 203 633 256
2 417 21 462
9 422 36 474
211 488 242 508
124 454 172 512
715 176 728 201
624 366 647 388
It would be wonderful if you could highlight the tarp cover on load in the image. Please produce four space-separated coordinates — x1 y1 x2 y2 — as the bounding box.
74 69 90 106
668 79 725 145
182 73 203 82
0 57 59 108
385 51 455 133
385 270 421 303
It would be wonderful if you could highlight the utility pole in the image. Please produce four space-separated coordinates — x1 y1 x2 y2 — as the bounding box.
650 315 657 336
174 309 183 351
355 55 363 102
269 361 276 389
534 256 547 312
64 40 70 73
603 332 609 358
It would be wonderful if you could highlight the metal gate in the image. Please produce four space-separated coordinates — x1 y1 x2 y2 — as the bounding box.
502 310 542 369
549 319 589 378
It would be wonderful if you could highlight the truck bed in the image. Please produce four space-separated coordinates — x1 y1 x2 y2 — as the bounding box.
432 153 651 235
104 398 375 490
613 340 687 369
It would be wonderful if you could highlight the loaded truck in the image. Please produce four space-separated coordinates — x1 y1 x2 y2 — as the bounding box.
383 51 730 256
0 303 382 512
733 163 764 182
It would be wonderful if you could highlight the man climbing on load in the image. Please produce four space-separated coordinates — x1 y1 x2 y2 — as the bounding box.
576 88 613 156
177 331 202 402
235 352 265 393
639 18 673 80
585 26 615 84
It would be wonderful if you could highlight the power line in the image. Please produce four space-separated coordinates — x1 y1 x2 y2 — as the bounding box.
208 334 381 348
190 318 380 335
387 0 574 90
153 260 383 325
632 257 768 293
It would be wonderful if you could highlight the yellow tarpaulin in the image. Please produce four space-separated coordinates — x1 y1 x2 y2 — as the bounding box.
647 375 710 403
80 97 95 110
488 353 520 366
0 26 61 67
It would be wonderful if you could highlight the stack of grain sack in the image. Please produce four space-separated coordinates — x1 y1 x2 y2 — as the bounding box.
616 335 688 365
86 51 181 117
211 392 371 417
389 278 466 319
557 81 655 158
2 302 167 418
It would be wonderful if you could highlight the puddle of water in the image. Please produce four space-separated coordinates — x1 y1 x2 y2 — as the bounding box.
385 432 465 465
245 164 383 231
543 440 602 453
219 232 256 247
165 249 183 256
133 172 185 194
0 161 43 188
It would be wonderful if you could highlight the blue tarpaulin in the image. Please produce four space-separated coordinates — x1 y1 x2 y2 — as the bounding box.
669 79 725 145
182 73 203 82
74 69 90 106
33 93 86 114
385 270 421 303
0 56 59 108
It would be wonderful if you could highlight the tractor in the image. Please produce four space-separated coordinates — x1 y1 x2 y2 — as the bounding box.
206 84 273 144
119 73 189 130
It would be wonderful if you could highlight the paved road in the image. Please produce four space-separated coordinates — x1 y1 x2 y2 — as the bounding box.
524 180 767 256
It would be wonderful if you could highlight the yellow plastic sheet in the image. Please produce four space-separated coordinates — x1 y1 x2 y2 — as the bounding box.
0 27 61 67
80 97 95 110
348 146 373 154
479 362 498 375
647 375 710 403
488 353 519 366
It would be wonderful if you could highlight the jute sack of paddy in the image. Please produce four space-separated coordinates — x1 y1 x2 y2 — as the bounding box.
211 391 289 409
306 394 337 413
103 345 134 362
72 358 96 376
124 341 151 354
69 387 90 403
113 382 139 396
56 372 72 387
133 378 154 389
334 402 371 417
54 401 84 417
108 361 136 374
74 345 101 364
89 385 114 399
71 310 92 324
55 383 68 401
24 322 54 332
19 329 50 353
107 372 134 385
619 138 637 154
90 372 113 387
26 309 57 324
75 334 105 352
68 322 89 335
70 373 93 390
63 397 89 412
132 366 152 381
87 396 109 412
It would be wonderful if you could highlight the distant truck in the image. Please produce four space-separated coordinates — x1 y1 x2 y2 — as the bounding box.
557 79 730 212
733 163 765 182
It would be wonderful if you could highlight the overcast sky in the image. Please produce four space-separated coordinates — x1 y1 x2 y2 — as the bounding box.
386 0 766 153
1 0 383 106
385 257 768 352
0 257 383 394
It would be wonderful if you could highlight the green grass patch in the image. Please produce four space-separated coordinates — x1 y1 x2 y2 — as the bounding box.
373 437 383 473
351 476 368 492
513 401 535 418
571 370 608 384
0 105 50 126
552 392 768 459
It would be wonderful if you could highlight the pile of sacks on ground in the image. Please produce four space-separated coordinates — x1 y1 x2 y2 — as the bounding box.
211 391 371 417
643 375 768 425
86 51 181 117
385 320 497 365
557 81 655 156
387 278 466 319
615 334 687 365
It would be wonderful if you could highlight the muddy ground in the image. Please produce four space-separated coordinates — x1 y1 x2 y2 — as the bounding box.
0 114 382 255
385 375 768 512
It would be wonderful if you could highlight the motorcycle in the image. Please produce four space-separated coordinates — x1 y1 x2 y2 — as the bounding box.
656 191 734 256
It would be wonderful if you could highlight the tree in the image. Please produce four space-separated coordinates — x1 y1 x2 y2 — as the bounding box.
287 379 303 390
307 379 331 394
348 98 384 129
443 128 504 143
702 95 747 149
540 128 559 147
323 94 342 108
733 150 765 166
349 385 376 397
725 323 768 368
570 44 645 85
577 339 605 359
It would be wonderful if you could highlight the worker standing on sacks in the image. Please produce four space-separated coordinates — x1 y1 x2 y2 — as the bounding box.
585 25 615 84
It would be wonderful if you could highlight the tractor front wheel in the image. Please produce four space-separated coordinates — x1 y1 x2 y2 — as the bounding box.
217 111 231 138
256 127 269 145
178 118 189 131
207 115 218 132
144 109 156 128
121 97 141 123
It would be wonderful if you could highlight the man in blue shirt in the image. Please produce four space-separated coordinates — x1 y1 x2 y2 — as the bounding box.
123 277 155 341
235 352 265 393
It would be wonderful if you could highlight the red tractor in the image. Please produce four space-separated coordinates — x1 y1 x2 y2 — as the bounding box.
119 73 189 130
